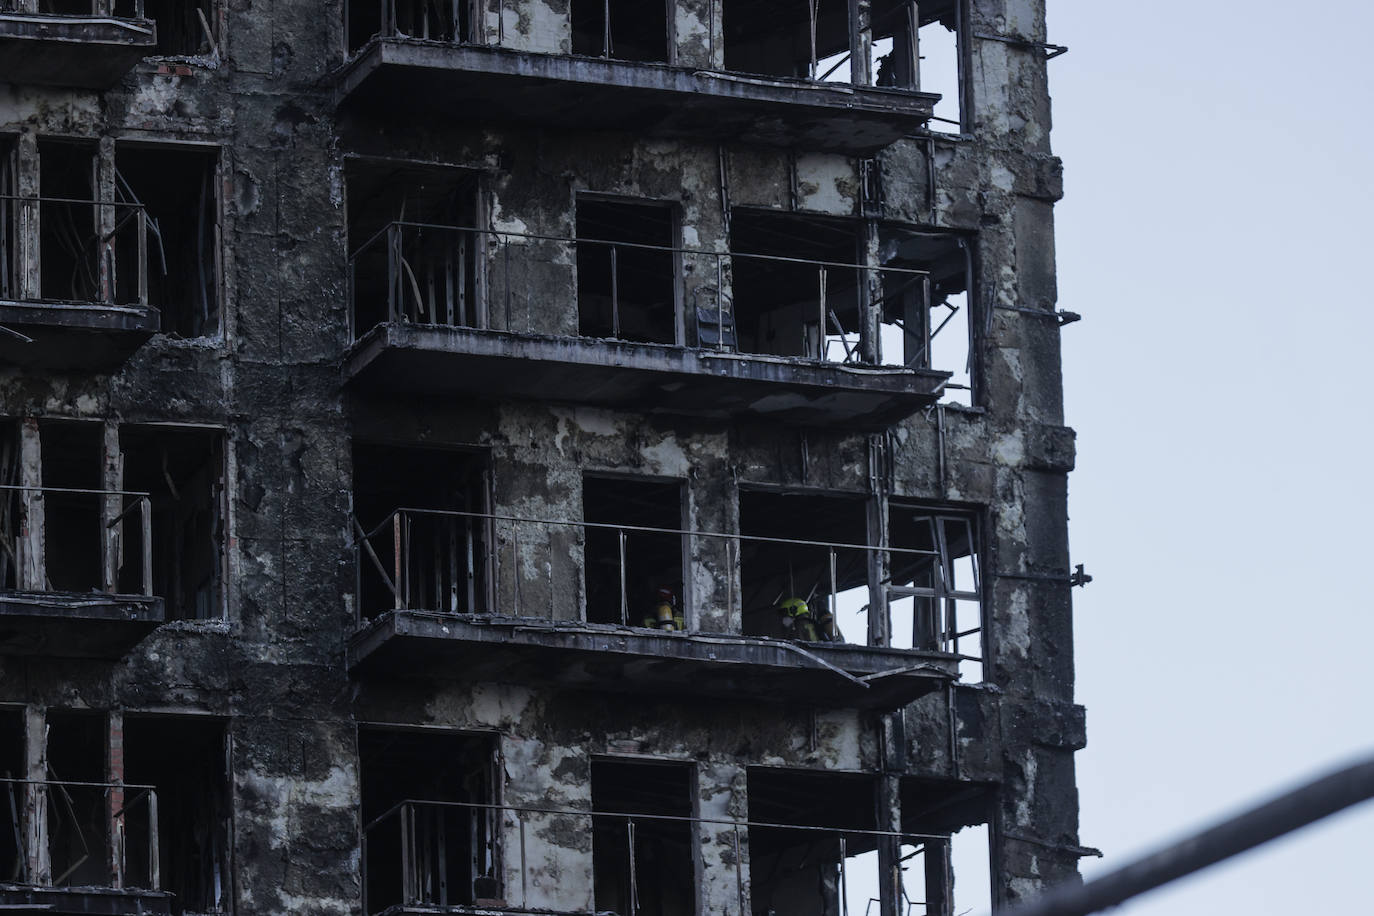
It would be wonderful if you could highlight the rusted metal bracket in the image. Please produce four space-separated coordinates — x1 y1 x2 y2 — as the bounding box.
994 304 1081 325
1005 831 1103 859
996 564 1092 588
974 31 1068 60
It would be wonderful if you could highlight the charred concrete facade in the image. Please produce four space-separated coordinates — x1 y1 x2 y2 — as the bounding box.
0 0 1084 914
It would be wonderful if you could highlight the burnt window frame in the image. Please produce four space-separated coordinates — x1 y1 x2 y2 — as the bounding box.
887 501 985 678
574 192 684 347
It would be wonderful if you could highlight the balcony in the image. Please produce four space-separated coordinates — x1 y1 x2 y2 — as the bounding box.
347 508 970 710
0 484 165 658
0 4 156 89
343 222 952 429
0 195 161 370
0 777 171 916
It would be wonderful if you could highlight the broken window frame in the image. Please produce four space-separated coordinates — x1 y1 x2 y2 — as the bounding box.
575 193 684 346
581 472 690 629
121 0 219 57
345 0 480 53
570 0 674 63
887 504 984 671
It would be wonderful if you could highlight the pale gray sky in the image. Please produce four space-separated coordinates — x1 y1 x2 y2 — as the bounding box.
1050 1 1374 913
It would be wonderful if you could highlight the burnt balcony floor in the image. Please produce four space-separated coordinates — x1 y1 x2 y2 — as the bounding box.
349 611 958 711
344 324 948 429
0 590 165 658
0 13 156 88
0 885 172 916
0 299 160 370
335 39 936 153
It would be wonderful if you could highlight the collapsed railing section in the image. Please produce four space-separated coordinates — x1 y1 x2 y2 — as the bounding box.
0 777 159 892
348 220 952 371
0 195 151 308
361 798 954 916
352 507 983 664
0 484 153 597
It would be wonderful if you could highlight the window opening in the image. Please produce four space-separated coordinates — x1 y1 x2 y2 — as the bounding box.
37 140 99 304
122 716 228 914
360 728 499 913
38 420 104 594
347 0 471 52
346 160 481 339
582 475 685 628
747 768 878 916
591 759 695 916
870 0 917 88
898 779 994 916
115 145 220 337
37 0 93 15
352 444 490 619
44 710 107 889
878 229 971 403
571 0 669 62
888 506 982 680
729 210 866 362
0 708 23 882
118 426 225 619
0 421 20 592
135 0 216 55
724 0 849 80
915 0 962 129
738 489 866 643
1 138 16 300
576 198 677 345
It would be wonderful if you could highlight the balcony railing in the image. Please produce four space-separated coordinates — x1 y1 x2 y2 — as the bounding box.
349 220 950 372
0 484 153 597
0 194 151 308
362 797 951 916
0 777 159 892
352 507 982 664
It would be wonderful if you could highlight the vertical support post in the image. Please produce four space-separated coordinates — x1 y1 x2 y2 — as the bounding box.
828 547 838 637
817 266 828 360
97 136 116 304
602 0 611 56
859 221 881 364
839 834 849 916
140 499 152 597
387 224 400 322
519 814 528 908
849 0 873 86
147 789 159 891
24 706 48 886
610 245 620 338
136 208 148 306
732 826 745 916
627 819 638 916
618 528 628 625
107 710 124 888
924 837 953 916
392 514 404 610
401 804 415 904
17 133 39 301
465 517 476 613
866 490 890 648
17 418 44 592
101 422 121 594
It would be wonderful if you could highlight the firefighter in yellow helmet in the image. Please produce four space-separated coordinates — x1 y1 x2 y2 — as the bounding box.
778 597 840 642
643 585 683 631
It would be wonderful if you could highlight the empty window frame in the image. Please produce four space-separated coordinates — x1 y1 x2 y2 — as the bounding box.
0 708 24 882
128 0 217 55
913 0 965 130
576 197 679 345
115 144 220 337
44 710 109 888
346 160 482 337
571 0 669 62
878 228 973 402
352 444 491 618
591 759 696 916
898 779 994 916
360 728 500 913
37 139 101 304
118 425 227 620
738 489 867 642
347 0 473 52
723 0 849 80
729 210 867 362
582 475 685 628
36 0 94 15
1 137 15 300
747 768 878 916
122 715 230 914
888 505 982 679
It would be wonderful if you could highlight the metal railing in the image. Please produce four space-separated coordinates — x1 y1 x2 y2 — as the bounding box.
352 506 982 663
0 0 148 15
0 777 159 891
361 797 953 916
0 484 154 597
348 220 941 369
0 195 151 308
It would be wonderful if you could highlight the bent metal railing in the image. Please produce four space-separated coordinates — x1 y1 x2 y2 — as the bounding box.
347 220 951 372
0 195 151 308
0 777 159 892
362 797 955 916
0 484 154 597
351 506 983 665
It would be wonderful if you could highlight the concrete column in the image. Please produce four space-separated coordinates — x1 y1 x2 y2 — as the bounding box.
97 136 117 303
24 706 48 885
17 418 44 592
17 133 39 301
101 421 122 593
849 0 872 86
108 710 125 887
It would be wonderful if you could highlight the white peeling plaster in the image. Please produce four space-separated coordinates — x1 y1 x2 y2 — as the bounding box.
1014 749 1037 827
796 153 856 215
641 434 690 476
993 430 1025 466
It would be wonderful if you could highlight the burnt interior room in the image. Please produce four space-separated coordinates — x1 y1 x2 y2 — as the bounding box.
347 0 470 50
898 779 994 915
747 768 878 916
1 138 15 300
360 728 497 912
591 759 695 916
877 228 969 376
115 144 219 336
582 475 684 627
888 506 979 655
0 421 17 591
738 489 867 641
0 709 22 882
723 0 849 79
576 198 677 344
136 0 215 55
37 139 99 304
571 0 669 61
728 210 862 360
352 443 489 617
122 716 228 911
44 709 108 888
347 160 480 336
36 0 92 15
38 420 103 594
118 425 224 617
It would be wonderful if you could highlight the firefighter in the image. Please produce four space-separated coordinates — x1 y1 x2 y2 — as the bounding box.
777 597 818 641
643 585 681 631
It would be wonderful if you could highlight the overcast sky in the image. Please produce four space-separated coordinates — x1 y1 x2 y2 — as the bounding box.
1047 1 1374 913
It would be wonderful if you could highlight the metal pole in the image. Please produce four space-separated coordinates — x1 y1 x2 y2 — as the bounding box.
839 834 849 916
1001 756 1374 916
610 245 620 338
627 819 639 916
619 528 628 625
733 826 745 916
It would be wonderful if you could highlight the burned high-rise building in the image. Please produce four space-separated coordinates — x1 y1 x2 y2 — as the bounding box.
0 0 1084 913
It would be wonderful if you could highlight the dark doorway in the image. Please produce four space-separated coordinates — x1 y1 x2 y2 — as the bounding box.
592 759 695 916
576 198 678 344
582 475 684 627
